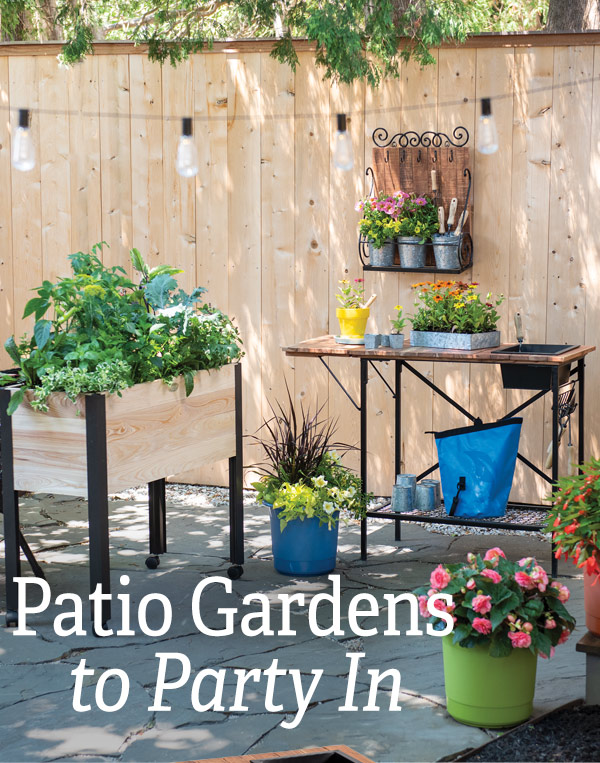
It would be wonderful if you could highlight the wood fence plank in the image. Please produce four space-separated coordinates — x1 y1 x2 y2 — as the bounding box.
98 55 132 270
38 57 71 284
67 56 102 255
545 46 594 474
433 47 476 453
129 55 164 268
162 59 196 292
0 57 14 366
293 53 330 418
227 53 262 476
398 54 439 478
329 79 365 475
259 54 296 424
364 73 401 490
508 47 554 502
471 48 514 432
9 56 41 341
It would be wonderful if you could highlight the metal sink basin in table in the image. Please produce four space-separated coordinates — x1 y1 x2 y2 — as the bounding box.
492 343 580 389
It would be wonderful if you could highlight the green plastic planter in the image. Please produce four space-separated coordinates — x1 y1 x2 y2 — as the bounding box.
442 636 537 728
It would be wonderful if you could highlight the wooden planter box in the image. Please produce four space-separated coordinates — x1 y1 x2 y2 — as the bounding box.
1 363 243 627
9 364 237 496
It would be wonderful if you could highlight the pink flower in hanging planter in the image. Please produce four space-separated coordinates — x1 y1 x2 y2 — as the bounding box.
508 631 532 648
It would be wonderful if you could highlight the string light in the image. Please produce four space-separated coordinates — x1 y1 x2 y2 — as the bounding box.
333 113 353 171
175 117 199 177
12 109 35 172
476 97 498 155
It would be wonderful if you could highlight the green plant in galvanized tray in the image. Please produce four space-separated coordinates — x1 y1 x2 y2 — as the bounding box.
0 243 242 414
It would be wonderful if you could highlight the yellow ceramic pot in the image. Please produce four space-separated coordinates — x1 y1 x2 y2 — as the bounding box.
336 307 370 340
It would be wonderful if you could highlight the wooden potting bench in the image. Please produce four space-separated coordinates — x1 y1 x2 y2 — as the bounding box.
284 336 595 575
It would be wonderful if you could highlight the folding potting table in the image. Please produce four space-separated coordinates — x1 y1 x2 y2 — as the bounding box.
0 363 244 629
284 337 596 575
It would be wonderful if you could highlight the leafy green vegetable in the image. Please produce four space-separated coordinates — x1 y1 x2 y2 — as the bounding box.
1 244 243 413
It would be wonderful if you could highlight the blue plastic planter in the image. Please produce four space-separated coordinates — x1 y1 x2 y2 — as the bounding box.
268 505 339 576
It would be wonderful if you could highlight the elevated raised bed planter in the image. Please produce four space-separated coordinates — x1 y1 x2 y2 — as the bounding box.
0 363 243 628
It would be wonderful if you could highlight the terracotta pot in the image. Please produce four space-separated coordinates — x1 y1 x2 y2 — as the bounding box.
584 571 600 636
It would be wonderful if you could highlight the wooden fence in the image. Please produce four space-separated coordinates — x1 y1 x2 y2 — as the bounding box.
0 35 599 498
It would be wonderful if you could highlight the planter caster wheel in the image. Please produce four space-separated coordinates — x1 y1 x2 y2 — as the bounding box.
5 611 18 628
145 555 160 570
227 565 243 580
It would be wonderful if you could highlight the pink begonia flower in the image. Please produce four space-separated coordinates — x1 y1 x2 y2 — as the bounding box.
508 631 532 648
531 565 549 592
466 579 476 590
472 617 492 635
515 571 536 590
484 547 506 566
430 564 452 590
428 588 436 596
481 569 502 583
418 595 431 618
522 622 533 633
507 614 516 624
545 619 557 629
558 628 571 645
518 556 534 567
558 584 570 603
431 598 448 613
467 552 477 564
471 594 492 615
540 647 556 659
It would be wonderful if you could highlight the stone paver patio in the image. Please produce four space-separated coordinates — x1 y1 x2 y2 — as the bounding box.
0 488 587 763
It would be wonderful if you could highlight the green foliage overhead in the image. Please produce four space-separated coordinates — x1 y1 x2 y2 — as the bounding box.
1 0 548 84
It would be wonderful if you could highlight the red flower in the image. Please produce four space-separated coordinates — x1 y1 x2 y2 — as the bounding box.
564 521 580 534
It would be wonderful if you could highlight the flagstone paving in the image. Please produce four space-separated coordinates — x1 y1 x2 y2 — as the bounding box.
0 489 587 763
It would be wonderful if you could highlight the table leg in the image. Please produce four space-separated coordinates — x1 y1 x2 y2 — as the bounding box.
395 360 402 542
551 367 559 578
360 358 368 561
578 358 585 470
147 479 166 569
228 363 244 578
85 394 111 627
1 389 20 627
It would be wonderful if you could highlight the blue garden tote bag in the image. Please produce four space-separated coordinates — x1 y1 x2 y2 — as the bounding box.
434 418 523 518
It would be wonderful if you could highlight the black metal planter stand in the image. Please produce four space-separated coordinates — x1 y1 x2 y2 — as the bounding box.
318 355 586 578
0 363 244 630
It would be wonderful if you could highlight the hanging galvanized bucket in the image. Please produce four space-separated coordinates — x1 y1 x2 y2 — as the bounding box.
397 236 427 268
369 240 396 267
432 233 461 270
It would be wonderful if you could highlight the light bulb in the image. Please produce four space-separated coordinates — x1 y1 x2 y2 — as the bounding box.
476 98 499 155
176 117 198 177
333 113 353 171
12 109 35 172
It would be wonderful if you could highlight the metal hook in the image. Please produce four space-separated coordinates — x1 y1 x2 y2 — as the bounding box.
385 150 389 163
417 149 422 163
400 149 406 163
449 149 454 163
432 149 437 163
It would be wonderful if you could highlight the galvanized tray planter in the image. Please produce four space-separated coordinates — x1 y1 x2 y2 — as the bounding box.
410 330 500 350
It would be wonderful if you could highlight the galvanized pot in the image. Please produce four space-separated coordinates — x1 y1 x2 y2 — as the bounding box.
397 236 427 268
432 233 461 270
369 240 396 267
388 333 404 349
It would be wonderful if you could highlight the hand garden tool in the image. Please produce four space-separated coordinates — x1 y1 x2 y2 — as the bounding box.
446 197 458 233
545 383 577 470
454 209 469 237
437 206 445 234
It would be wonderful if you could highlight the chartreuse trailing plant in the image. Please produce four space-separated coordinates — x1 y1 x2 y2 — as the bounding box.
411 280 504 334
546 457 600 582
251 389 370 531
415 548 575 659
0 243 242 414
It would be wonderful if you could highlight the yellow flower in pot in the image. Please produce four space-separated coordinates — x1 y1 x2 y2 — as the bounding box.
335 278 374 341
